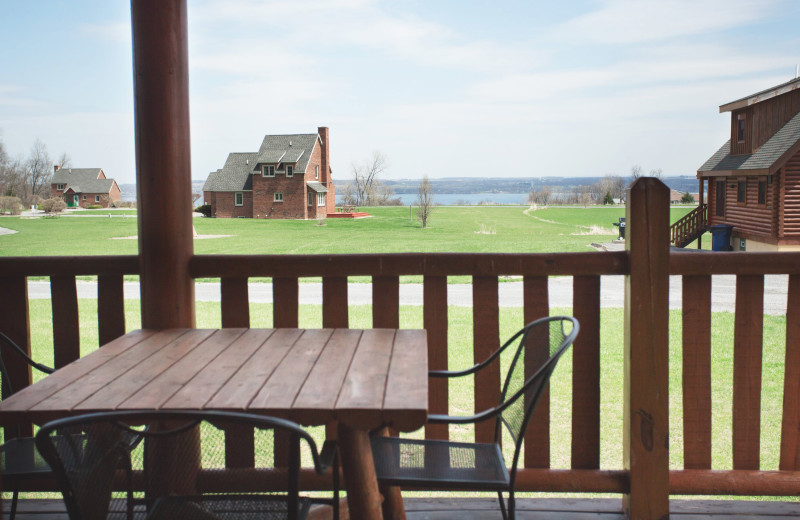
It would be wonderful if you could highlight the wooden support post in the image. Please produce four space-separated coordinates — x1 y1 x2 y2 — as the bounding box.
623 178 670 519
132 0 195 329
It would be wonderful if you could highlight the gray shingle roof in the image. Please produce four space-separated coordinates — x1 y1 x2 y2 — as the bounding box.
252 134 318 173
53 168 116 193
306 181 328 193
203 153 257 192
699 111 800 173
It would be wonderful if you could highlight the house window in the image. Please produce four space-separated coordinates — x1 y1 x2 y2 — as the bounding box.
274 192 284 202
715 180 725 217
235 192 243 206
737 180 746 203
263 165 275 177
56 184 65 190
737 114 746 142
758 179 767 205
315 165 319 180
95 195 100 202
286 165 294 177
317 193 325 206
308 192 313 206
82 195 87 200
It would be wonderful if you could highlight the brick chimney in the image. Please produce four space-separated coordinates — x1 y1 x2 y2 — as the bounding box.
318 126 329 183
54 165 60 173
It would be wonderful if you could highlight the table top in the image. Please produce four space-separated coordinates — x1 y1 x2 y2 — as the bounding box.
0 328 428 432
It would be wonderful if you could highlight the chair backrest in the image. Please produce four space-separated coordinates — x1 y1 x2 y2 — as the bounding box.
494 316 578 474
35 410 326 520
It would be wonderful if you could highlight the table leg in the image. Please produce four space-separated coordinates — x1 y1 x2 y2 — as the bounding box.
336 423 386 520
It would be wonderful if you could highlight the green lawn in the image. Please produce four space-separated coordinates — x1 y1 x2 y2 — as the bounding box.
0 205 694 256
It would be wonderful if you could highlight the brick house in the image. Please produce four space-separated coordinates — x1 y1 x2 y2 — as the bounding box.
51 167 122 208
203 127 335 219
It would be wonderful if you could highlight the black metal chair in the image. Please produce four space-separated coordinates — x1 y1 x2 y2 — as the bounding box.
0 331 57 520
370 316 578 520
36 410 339 520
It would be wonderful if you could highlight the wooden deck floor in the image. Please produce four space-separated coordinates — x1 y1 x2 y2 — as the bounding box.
6 498 800 519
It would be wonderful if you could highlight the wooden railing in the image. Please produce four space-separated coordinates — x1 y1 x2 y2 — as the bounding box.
670 203 708 247
3 181 800 513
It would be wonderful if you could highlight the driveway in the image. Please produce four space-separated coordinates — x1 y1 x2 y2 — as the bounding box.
26 275 790 315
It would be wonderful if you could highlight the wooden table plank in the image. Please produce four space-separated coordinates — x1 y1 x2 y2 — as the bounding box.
291 329 362 425
383 329 428 432
73 329 216 412
120 329 247 409
163 329 275 409
205 328 302 411
337 328 395 429
248 329 334 416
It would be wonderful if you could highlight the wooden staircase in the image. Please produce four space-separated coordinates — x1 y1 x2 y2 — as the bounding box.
670 204 709 247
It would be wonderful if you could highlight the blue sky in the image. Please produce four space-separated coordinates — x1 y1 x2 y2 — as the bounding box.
1 0 799 184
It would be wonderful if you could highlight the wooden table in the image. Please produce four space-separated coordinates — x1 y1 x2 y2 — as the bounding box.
0 328 429 520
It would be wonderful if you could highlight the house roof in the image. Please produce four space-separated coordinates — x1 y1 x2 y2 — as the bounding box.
252 134 317 173
306 181 328 193
698 110 800 175
719 77 800 113
203 153 257 192
53 168 116 194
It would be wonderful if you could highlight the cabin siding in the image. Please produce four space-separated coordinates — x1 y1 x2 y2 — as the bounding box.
784 152 800 236
710 177 774 237
731 89 800 155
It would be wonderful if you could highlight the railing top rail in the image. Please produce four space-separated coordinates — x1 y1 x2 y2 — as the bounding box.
0 256 140 277
671 251 800 275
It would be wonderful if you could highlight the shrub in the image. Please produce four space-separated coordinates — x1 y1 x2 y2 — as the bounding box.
112 200 136 208
195 204 212 217
41 197 67 214
0 196 23 215
87 204 103 209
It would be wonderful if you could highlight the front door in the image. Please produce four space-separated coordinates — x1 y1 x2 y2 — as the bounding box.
74 194 80 207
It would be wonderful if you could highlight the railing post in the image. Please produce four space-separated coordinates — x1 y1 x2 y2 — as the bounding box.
132 0 195 329
624 178 670 519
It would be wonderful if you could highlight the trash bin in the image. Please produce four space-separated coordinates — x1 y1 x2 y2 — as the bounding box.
612 217 626 239
709 224 733 251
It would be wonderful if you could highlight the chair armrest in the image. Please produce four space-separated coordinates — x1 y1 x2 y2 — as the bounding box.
429 366 482 378
318 440 338 473
428 408 498 425
0 332 54 375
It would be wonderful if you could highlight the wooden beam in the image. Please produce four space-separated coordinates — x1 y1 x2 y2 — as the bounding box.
623 178 670 520
132 0 195 329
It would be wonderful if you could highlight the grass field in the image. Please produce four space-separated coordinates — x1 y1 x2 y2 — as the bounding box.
0 205 696 256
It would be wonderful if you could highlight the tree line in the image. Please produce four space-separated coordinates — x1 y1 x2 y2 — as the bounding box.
0 134 70 214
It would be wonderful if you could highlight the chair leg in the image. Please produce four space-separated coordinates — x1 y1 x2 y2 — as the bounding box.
497 491 507 520
508 490 516 520
10 483 20 520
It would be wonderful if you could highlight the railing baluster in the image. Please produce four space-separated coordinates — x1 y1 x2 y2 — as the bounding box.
322 277 349 328
0 276 33 438
221 277 250 328
473 276 499 444
372 276 400 329
273 277 299 328
424 275 448 441
780 274 800 470
523 275 550 468
572 275 600 469
98 274 126 346
51 275 80 368
682 275 712 469
733 274 764 470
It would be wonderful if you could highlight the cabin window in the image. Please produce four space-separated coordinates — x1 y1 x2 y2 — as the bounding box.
758 179 767 205
263 165 275 177
737 114 746 142
737 180 746 203
235 192 243 206
715 180 725 217
274 192 284 202
317 193 326 206
286 165 294 177
308 192 313 206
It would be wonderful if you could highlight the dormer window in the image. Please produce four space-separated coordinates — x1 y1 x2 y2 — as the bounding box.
286 165 294 177
56 184 65 190
263 165 275 177
737 114 746 142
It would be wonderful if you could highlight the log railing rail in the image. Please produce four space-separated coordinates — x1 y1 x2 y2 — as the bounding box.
670 203 709 247
3 181 800 517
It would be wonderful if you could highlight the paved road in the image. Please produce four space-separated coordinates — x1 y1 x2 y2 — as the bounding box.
27 275 790 315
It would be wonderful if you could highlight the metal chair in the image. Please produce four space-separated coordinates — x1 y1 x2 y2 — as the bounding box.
36 410 339 520
370 316 579 520
0 331 57 520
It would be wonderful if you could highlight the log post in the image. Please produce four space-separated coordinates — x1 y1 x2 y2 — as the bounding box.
623 178 670 519
132 0 195 329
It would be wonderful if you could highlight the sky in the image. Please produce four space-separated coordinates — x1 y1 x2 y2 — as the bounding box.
1 0 800 185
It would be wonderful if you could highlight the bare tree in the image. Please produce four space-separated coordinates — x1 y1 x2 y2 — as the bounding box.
351 151 389 205
25 139 53 206
648 168 663 178
596 174 626 204
630 164 643 179
415 175 434 228
57 152 72 169
527 184 552 206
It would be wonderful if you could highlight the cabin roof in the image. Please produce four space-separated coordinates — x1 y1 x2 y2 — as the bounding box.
698 110 800 175
719 77 800 113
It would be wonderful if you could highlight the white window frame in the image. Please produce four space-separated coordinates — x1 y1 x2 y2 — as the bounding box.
315 165 319 180
286 164 294 177
82 195 87 200
308 192 313 206
235 192 243 206
317 193 325 206
274 192 284 202
95 195 100 202
56 184 65 190
262 165 275 177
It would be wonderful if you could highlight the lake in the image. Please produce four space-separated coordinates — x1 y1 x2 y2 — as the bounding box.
336 192 528 206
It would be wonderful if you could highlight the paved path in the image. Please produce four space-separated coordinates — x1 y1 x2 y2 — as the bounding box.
26 275 790 315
